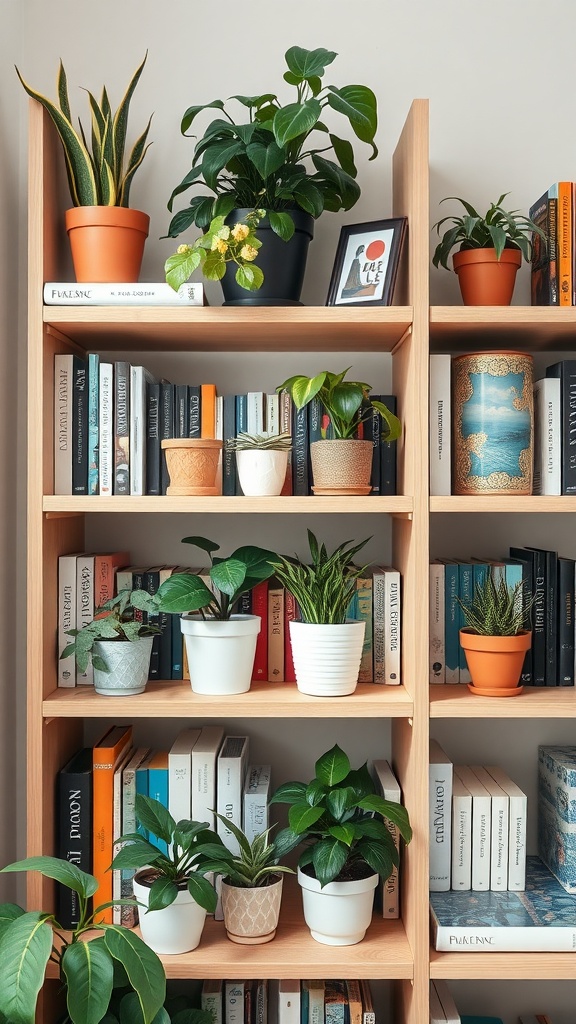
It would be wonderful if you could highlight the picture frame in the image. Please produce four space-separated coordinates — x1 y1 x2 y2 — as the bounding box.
326 217 408 307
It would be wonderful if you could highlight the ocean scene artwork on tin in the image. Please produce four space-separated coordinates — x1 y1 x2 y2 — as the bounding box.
461 371 531 480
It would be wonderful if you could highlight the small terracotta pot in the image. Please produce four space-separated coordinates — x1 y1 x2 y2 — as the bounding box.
161 438 222 495
65 206 150 283
221 876 283 944
310 439 373 495
459 628 531 696
453 247 522 306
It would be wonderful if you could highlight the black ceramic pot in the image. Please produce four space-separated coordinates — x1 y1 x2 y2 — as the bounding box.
221 208 314 306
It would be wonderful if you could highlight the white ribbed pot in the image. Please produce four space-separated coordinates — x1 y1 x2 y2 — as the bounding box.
92 637 153 696
180 614 261 694
133 873 207 954
288 620 366 696
221 876 283 944
236 449 289 496
298 866 378 945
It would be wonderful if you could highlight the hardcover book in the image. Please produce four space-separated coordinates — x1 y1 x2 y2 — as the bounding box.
277 980 300 1024
485 764 527 891
159 381 174 495
54 353 73 495
92 724 133 923
147 750 169 854
58 553 79 687
201 979 223 1024
533 377 561 495
217 735 249 855
451 772 472 891
538 745 576 892
429 739 453 891
302 981 324 1024
267 583 285 682
113 360 130 495
98 361 114 497
429 355 452 496
454 764 491 891
146 381 161 495
371 759 401 917
57 747 92 928
432 980 460 1024
429 561 446 683
76 553 95 685
379 394 397 496
130 365 157 495
545 360 576 495
168 727 201 824
72 355 88 495
509 546 545 685
191 725 225 830
43 281 205 304
471 766 509 892
243 764 271 843
87 352 100 495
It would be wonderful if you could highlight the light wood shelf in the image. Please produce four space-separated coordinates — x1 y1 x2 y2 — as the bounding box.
43 495 414 516
430 684 576 718
430 305 576 350
431 495 576 513
430 949 576 980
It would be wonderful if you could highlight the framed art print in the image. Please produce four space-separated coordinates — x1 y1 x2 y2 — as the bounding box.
326 217 407 306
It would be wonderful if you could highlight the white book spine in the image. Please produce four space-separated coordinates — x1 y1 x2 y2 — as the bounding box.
43 281 204 305
168 728 201 824
372 571 386 684
429 562 446 683
455 765 491 892
384 567 401 685
217 736 249 854
429 354 452 496
429 982 448 1024
191 725 224 828
432 980 460 1024
472 766 509 892
201 982 223 1024
54 354 73 494
224 982 245 1024
58 554 77 687
266 393 280 435
98 362 114 496
371 759 401 918
451 776 472 891
75 554 94 685
247 392 265 435
278 980 300 1024
533 377 561 495
432 922 576 952
429 741 453 891
243 764 271 843
485 765 527 891
130 366 156 495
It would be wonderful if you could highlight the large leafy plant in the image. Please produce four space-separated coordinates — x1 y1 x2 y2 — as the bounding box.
270 530 370 625
277 368 401 441
165 46 378 241
270 744 412 888
165 210 265 293
61 589 161 674
16 55 152 207
432 193 545 270
0 856 165 1024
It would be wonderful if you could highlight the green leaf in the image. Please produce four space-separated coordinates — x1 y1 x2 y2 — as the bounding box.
209 558 246 598
305 779 327 806
269 781 307 805
166 165 207 214
358 796 412 842
147 877 178 912
155 573 213 614
111 53 148 191
270 826 302 859
213 812 252 859
0 856 98 899
212 194 237 220
292 180 324 218
104 928 166 1024
268 211 295 241
284 46 338 80
62 939 114 1024
246 141 286 180
310 839 348 887
202 140 244 191
325 787 354 821
165 248 202 292
326 85 378 158
120 992 172 1024
227 546 276 581
288 803 324 834
315 744 350 787
186 873 217 913
273 100 322 148
0 912 52 1024
329 134 357 178
371 400 402 442
355 837 396 880
134 795 176 846
230 94 277 109
328 824 355 846
111 839 162 871
181 99 225 135
235 264 264 291
311 155 360 211
181 536 220 554
290 372 326 411
0 904 24 943
330 383 363 427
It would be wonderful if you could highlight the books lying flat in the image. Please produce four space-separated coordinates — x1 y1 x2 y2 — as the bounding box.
44 281 205 305
430 856 576 950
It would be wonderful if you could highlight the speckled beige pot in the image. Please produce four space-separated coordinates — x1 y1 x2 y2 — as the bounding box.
220 876 283 944
161 438 223 495
310 439 373 495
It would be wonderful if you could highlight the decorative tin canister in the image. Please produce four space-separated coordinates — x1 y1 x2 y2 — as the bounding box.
452 352 534 495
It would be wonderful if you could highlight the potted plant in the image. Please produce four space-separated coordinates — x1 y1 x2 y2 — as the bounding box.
269 530 370 697
225 431 292 497
431 193 545 305
112 794 232 955
270 744 412 945
277 368 401 494
60 589 161 697
108 991 212 1024
139 536 276 694
457 573 533 697
164 45 377 305
16 56 152 283
0 855 166 1023
209 815 294 945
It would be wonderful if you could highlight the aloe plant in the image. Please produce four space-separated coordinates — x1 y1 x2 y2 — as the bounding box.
16 55 152 207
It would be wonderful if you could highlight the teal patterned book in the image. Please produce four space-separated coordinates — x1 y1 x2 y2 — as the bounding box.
430 856 576 951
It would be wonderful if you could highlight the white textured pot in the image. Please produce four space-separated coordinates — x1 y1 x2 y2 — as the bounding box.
297 866 378 945
221 876 283 944
180 614 261 694
288 620 366 696
236 449 289 496
133 873 207 954
92 637 153 696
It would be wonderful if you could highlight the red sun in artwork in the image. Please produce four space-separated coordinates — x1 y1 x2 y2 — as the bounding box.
365 239 385 260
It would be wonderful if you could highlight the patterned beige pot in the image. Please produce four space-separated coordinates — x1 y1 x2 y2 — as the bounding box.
310 439 373 495
221 876 283 944
161 438 223 495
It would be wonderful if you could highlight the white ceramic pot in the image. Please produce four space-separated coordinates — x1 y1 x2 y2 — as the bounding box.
180 614 261 694
92 637 153 696
133 874 207 954
221 876 283 944
288 620 366 696
297 866 378 945
236 449 289 496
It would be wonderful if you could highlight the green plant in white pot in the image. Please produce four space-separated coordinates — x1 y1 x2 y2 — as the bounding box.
225 431 292 496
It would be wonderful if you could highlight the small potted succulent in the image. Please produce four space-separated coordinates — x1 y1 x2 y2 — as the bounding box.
457 573 533 697
270 530 370 696
225 431 292 497
277 368 401 494
270 744 412 945
138 535 276 694
210 815 294 944
432 193 545 305
112 794 232 955
61 589 161 696
16 56 152 283
0 855 166 1023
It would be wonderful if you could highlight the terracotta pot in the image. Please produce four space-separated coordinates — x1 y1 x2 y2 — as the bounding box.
161 438 223 495
220 876 283 944
452 247 522 306
459 628 532 696
65 206 150 283
310 439 373 495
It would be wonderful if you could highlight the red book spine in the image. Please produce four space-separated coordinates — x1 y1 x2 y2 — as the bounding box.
251 581 269 681
284 590 297 683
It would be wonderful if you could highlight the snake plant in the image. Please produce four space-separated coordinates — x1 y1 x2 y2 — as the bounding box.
16 55 152 207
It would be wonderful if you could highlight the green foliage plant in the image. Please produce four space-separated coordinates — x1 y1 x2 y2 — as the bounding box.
270 744 412 888
0 856 165 1024
134 536 276 620
108 991 212 1024
16 55 152 207
211 815 295 889
165 210 265 294
432 193 545 270
60 589 161 674
165 45 378 241
277 368 401 441
269 529 370 625
225 430 292 452
111 795 233 914
457 573 532 637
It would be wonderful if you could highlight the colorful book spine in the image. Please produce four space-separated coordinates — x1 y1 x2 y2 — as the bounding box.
557 181 572 305
529 189 550 305
146 381 161 496
98 361 114 496
54 353 73 495
457 562 473 685
160 381 174 495
442 560 460 684
429 356 452 496
87 353 99 495
284 590 297 683
267 584 284 682
113 360 130 495
356 574 373 682
147 750 169 855
120 747 150 927
92 724 133 922
429 561 446 683
251 581 269 681
72 355 88 495
201 383 217 438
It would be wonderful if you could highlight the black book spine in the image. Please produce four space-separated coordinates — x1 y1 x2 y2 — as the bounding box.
144 568 161 679
188 385 201 438
158 605 172 682
222 394 237 497
146 382 161 496
369 395 382 495
292 404 309 496
114 360 130 495
507 553 533 685
511 547 545 685
171 613 183 679
160 382 174 495
307 396 323 490
235 395 247 495
57 748 92 928
72 355 88 495
546 360 576 494
380 394 397 496
557 557 575 686
543 549 558 685
174 384 189 439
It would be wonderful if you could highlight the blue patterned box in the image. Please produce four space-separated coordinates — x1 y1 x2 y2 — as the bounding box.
538 745 576 824
539 796 576 893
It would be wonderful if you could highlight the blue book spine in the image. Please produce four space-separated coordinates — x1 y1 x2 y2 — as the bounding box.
135 765 149 839
87 353 99 495
300 985 309 1024
235 395 248 495
443 562 460 683
148 764 169 855
457 563 473 680
72 355 88 495
171 614 183 679
222 394 237 497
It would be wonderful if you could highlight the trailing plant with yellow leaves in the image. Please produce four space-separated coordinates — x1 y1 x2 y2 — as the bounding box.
165 210 265 292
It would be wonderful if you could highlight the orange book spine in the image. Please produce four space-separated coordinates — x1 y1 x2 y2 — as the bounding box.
557 181 572 305
267 584 284 682
92 725 133 922
94 551 130 615
201 383 217 438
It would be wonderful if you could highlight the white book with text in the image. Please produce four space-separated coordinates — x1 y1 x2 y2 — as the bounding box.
429 354 452 496
243 764 271 843
278 980 300 1024
44 281 204 305
429 740 453 891
98 362 114 496
217 735 249 854
201 980 223 1024
75 553 94 685
58 554 79 687
192 725 224 829
472 765 509 892
130 365 157 495
454 764 491 891
485 764 527 890
451 773 472 891
371 759 401 917
533 376 561 495
168 728 201 824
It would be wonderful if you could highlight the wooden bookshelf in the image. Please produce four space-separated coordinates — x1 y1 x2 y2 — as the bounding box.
430 305 576 350
43 495 415 516
430 684 576 718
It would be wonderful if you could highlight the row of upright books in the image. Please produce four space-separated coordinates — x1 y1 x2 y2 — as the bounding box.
200 979 376 1024
53 353 397 497
429 545 576 686
529 182 576 305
